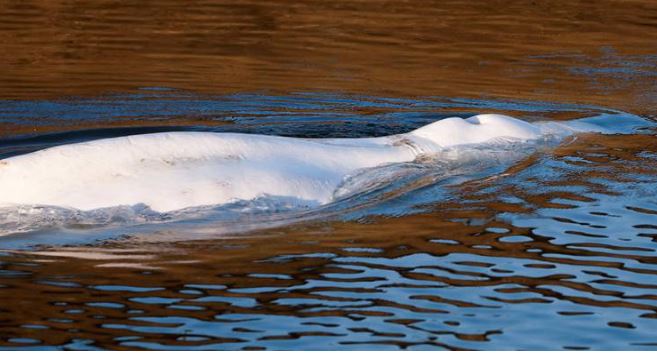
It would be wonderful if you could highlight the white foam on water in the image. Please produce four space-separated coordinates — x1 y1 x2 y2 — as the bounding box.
0 113 647 238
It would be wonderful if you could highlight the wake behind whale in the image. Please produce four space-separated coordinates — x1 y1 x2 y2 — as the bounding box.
0 113 646 239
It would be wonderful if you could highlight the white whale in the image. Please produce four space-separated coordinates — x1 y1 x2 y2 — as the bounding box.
0 114 603 213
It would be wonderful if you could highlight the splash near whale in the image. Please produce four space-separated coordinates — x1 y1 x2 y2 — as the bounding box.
0 113 646 238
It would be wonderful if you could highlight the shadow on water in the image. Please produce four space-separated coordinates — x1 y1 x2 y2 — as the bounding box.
0 92 657 349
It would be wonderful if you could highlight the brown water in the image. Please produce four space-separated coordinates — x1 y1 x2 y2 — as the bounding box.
2 0 657 350
3 1 657 110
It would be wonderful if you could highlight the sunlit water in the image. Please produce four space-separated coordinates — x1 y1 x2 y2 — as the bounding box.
1 92 656 350
3 0 657 350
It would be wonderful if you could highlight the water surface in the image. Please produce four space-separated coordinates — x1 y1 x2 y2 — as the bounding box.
2 0 657 350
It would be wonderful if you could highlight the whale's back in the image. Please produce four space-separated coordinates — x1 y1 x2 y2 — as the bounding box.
409 114 542 147
0 132 413 212
0 114 615 214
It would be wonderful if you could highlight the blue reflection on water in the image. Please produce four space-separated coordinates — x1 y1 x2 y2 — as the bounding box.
0 91 656 349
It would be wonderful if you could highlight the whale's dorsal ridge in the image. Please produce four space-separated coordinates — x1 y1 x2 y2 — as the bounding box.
408 114 541 148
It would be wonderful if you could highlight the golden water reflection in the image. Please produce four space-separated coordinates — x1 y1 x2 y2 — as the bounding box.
2 0 657 115
2 0 657 349
2 133 657 349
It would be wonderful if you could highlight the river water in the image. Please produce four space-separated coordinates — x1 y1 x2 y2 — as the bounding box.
2 0 657 350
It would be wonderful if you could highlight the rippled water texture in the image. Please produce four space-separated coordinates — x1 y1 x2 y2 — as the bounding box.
3 0 657 350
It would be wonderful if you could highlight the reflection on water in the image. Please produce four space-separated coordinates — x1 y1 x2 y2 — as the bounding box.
1 93 657 349
2 0 657 350
2 0 657 114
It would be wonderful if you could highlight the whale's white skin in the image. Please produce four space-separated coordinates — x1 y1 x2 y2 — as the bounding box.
0 114 601 213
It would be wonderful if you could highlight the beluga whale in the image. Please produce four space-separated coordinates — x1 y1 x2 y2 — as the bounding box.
0 114 611 214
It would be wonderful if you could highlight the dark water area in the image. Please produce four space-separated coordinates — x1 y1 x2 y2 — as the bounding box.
2 0 657 350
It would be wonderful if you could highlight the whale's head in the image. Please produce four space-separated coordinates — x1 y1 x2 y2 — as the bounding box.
409 114 542 148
